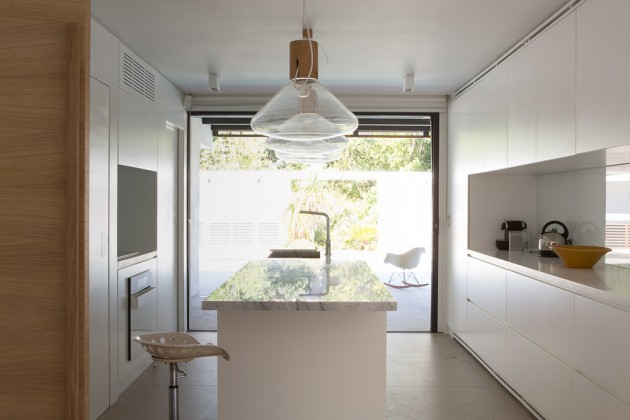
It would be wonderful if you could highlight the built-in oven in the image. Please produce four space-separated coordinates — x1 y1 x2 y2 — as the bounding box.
127 269 157 361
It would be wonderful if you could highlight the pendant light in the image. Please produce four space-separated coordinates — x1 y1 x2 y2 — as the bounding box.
275 149 344 164
265 136 348 155
251 2 358 141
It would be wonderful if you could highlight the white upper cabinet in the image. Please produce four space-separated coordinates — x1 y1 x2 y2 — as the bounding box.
118 89 158 171
506 12 576 166
477 66 508 172
507 41 536 167
535 12 576 162
460 82 486 175
576 0 630 153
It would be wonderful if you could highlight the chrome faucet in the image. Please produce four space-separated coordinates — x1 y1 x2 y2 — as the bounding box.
299 210 331 264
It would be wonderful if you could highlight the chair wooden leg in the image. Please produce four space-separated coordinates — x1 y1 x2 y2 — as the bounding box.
402 271 429 287
384 271 413 289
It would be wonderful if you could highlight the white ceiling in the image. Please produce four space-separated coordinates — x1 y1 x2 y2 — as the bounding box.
92 0 570 97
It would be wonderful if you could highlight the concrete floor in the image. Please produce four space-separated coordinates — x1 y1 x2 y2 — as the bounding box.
99 332 535 420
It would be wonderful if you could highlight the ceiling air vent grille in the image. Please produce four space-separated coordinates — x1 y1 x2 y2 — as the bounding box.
119 46 157 106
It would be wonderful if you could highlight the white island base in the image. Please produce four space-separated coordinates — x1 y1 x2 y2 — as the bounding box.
217 310 386 420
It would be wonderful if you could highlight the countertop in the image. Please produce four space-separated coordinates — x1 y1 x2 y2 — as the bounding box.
202 259 397 311
469 249 630 311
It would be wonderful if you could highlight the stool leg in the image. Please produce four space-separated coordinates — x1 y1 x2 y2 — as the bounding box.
169 363 179 420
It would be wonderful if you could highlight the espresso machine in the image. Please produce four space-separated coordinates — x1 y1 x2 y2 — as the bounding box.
496 220 528 251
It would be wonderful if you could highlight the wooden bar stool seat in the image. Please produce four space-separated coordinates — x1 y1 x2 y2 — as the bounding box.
133 332 229 420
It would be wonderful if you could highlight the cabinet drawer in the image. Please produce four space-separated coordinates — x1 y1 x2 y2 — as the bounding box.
574 371 630 420
466 301 506 377
506 329 573 420
506 272 573 365
467 258 506 321
574 295 630 405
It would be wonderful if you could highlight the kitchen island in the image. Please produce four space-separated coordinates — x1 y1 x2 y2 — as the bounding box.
203 258 396 420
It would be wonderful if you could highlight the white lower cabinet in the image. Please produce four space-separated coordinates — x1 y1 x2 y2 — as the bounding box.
506 272 574 365
573 372 630 420
574 295 630 406
466 301 506 377
506 329 573 420
467 258 506 321
466 258 630 420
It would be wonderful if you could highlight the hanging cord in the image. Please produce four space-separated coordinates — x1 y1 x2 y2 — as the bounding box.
303 0 314 80
294 0 314 89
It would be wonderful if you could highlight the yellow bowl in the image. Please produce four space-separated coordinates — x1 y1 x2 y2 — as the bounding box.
550 245 611 268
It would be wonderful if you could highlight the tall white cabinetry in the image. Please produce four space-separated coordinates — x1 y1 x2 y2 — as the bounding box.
447 2 630 418
90 19 186 415
576 0 630 152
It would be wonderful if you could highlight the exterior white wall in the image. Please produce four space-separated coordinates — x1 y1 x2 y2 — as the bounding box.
197 171 432 259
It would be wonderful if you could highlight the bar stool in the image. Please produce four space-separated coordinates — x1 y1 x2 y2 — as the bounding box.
133 332 230 420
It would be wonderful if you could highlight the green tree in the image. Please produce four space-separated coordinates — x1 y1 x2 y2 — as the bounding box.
330 137 431 172
200 135 432 172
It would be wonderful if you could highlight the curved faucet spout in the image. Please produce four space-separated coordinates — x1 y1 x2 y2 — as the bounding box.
299 210 331 264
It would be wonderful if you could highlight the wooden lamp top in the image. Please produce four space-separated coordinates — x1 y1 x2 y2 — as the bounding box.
289 28 318 79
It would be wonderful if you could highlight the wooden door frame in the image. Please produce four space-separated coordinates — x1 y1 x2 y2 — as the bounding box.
0 3 90 418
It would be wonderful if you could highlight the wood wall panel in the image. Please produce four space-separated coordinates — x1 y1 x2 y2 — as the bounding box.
0 0 89 417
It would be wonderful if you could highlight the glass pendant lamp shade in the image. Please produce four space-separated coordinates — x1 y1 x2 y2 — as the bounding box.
266 136 348 154
251 78 358 141
275 149 343 164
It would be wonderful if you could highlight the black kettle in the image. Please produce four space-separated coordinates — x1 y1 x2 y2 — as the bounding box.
538 221 569 257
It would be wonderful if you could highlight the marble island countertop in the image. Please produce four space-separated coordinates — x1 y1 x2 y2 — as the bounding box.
202 259 397 311
470 249 630 311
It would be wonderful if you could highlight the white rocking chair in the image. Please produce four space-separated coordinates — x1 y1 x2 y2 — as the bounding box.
383 247 428 289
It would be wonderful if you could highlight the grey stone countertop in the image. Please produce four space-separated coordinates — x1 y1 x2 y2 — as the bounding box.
202 259 397 311
469 249 630 312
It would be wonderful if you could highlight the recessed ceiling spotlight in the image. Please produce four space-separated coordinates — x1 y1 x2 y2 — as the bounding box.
403 74 414 93
208 74 220 93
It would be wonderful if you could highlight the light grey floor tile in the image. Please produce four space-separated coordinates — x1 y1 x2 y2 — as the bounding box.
387 386 535 420
98 332 535 420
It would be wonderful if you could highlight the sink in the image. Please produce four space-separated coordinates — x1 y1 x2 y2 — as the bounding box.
268 249 321 259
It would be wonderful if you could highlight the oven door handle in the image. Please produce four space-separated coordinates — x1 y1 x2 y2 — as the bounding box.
129 286 156 310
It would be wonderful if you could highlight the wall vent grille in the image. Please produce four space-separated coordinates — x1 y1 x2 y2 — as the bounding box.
119 46 157 106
